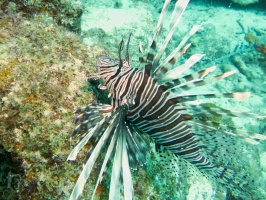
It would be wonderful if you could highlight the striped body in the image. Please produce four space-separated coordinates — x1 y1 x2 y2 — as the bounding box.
67 0 266 199
100 58 205 165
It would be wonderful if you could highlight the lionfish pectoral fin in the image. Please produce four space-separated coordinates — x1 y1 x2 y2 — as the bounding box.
88 73 101 81
91 116 120 199
68 110 120 200
70 104 111 138
125 122 150 168
68 105 139 200
89 106 136 200
109 126 134 200
121 134 134 200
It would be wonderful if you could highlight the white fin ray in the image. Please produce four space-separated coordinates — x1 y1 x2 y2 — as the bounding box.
153 0 171 38
169 92 250 102
163 66 216 89
122 128 134 200
68 112 119 200
152 25 201 76
109 132 123 200
91 125 120 200
182 104 266 119
152 0 190 71
154 43 191 79
170 0 190 28
159 54 205 83
67 123 101 161
138 42 146 70
169 70 237 93
144 0 172 75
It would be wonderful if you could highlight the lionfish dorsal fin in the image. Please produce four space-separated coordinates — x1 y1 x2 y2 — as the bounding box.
152 0 190 69
138 42 147 70
118 39 124 68
157 53 205 83
144 0 171 75
125 33 132 62
153 25 201 78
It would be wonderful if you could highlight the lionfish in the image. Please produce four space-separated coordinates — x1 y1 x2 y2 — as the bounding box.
67 0 266 199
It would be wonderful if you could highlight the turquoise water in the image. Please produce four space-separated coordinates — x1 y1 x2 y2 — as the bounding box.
0 0 265 199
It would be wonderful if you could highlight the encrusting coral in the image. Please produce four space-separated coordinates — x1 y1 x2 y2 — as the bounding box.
0 10 102 199
0 0 82 32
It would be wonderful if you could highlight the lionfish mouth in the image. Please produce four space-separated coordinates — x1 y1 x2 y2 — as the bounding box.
67 0 266 199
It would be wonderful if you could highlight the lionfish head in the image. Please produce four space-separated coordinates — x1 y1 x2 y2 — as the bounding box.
95 54 119 80
92 34 133 83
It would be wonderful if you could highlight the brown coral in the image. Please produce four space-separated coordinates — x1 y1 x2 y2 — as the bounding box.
256 44 266 56
245 32 259 44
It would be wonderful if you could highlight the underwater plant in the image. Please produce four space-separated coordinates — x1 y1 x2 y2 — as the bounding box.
67 0 266 199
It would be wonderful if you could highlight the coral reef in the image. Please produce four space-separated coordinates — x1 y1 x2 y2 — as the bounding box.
0 0 83 32
256 44 266 56
0 144 23 200
0 11 104 199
